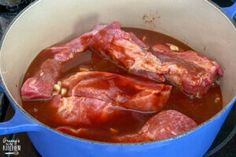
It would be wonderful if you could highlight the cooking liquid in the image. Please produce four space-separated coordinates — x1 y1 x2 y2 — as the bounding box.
22 28 223 142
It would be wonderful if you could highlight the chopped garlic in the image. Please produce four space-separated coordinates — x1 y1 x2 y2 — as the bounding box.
33 108 38 113
60 88 67 96
215 97 220 103
167 43 179 51
142 36 146 41
57 81 62 86
79 66 90 72
53 84 61 92
109 128 119 134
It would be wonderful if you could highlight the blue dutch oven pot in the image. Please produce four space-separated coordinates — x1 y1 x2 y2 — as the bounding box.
0 0 236 157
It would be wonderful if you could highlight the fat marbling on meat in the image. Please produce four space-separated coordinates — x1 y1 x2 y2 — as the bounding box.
61 71 172 112
49 95 133 127
89 22 167 82
152 44 223 97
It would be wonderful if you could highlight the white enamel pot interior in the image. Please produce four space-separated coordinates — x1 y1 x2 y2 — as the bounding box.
0 0 236 157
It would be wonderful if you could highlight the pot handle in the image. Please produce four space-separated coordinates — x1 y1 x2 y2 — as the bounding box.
0 107 42 135
204 98 236 157
0 68 41 135
221 2 236 19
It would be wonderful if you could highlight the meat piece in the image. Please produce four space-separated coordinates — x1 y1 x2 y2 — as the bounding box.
112 110 197 142
21 25 106 101
21 59 61 101
89 22 167 82
152 44 223 76
89 22 223 97
49 24 106 62
61 71 172 112
49 95 136 127
152 44 223 97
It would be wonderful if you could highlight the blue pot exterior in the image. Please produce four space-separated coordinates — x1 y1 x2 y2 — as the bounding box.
222 2 236 19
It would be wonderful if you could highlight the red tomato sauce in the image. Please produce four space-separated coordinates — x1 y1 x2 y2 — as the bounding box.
21 28 223 142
